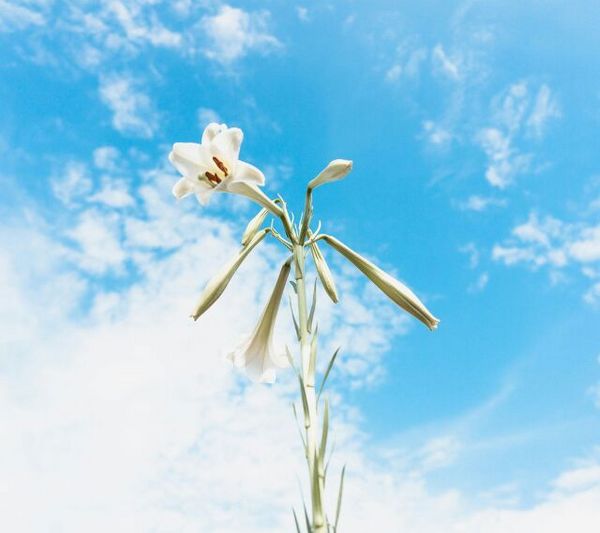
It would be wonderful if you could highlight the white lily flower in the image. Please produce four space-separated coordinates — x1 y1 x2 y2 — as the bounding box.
228 258 292 383
308 159 353 190
321 234 440 330
170 122 282 216
191 229 269 320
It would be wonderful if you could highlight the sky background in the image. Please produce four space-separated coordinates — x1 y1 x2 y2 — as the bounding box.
1 1 600 531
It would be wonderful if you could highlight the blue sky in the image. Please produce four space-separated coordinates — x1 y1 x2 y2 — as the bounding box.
1 1 600 531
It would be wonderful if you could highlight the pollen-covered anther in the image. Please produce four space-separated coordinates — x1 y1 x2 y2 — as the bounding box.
212 156 229 176
205 171 221 185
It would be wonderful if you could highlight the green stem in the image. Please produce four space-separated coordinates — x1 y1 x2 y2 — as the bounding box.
293 242 327 532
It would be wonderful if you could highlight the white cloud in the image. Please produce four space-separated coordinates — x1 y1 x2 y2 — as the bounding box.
3 167 600 530
422 120 452 147
89 177 135 208
477 127 530 189
527 84 561 137
99 75 158 138
493 212 600 298
568 226 600 262
385 43 428 83
468 272 489 293
296 6 309 22
197 107 221 128
477 82 560 189
108 1 181 48
0 0 44 32
51 162 93 206
201 5 281 64
432 44 460 80
459 195 507 212
93 146 120 171
460 242 480 269
584 282 600 305
66 209 126 274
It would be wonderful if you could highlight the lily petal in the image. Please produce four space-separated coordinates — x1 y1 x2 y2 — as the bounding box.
195 184 215 205
211 127 243 168
201 122 227 144
169 142 210 177
172 178 196 199
233 160 266 186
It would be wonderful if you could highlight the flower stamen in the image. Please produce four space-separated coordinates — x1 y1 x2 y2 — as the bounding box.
212 156 229 177
205 171 221 185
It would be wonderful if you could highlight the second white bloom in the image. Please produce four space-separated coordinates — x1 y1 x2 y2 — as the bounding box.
228 258 292 383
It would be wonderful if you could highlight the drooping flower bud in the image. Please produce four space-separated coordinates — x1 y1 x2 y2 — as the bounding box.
191 229 270 320
241 207 269 246
321 234 440 330
310 241 338 303
308 159 353 190
228 257 292 383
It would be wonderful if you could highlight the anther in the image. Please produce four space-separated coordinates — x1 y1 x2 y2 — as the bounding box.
205 171 221 185
212 156 229 176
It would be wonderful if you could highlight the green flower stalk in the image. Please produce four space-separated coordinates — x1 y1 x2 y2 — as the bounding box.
170 122 440 532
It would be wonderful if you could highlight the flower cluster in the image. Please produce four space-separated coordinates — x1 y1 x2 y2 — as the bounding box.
170 123 439 384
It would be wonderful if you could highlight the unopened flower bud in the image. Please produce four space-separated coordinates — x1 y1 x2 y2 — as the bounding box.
321 234 440 330
241 207 269 246
191 229 269 320
310 241 338 303
308 159 353 190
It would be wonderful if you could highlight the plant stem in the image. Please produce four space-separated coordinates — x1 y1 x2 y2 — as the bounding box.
293 242 327 532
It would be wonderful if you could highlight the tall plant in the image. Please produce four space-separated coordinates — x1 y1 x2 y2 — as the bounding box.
169 123 440 532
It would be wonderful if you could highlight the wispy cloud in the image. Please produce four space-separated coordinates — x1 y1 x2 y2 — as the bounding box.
493 211 600 299
477 82 560 189
0 0 44 32
458 194 507 212
99 75 158 138
201 5 281 65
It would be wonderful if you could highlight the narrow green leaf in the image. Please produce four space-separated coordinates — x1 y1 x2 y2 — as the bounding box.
289 280 298 293
308 325 319 378
334 465 346 531
307 278 317 333
324 440 336 483
298 375 309 427
319 399 329 480
303 501 312 533
289 295 301 340
291 402 307 453
292 508 302 533
318 347 341 401
312 451 324 525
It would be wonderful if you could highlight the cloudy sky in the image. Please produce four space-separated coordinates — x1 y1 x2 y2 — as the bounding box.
1 1 600 531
